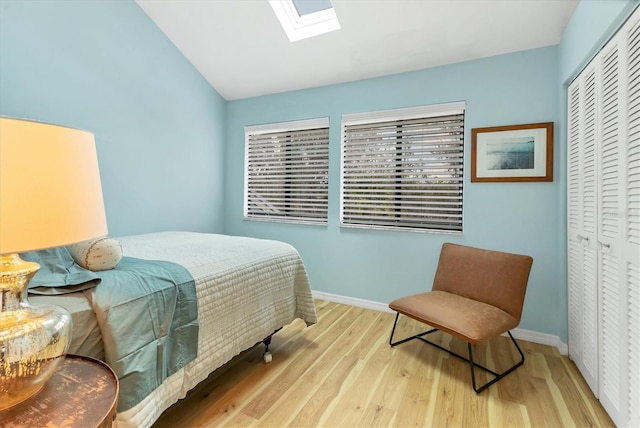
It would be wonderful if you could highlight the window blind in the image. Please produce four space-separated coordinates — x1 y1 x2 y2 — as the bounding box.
244 118 329 224
341 104 464 232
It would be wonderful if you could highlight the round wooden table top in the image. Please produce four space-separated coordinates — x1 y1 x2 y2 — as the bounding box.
0 355 119 428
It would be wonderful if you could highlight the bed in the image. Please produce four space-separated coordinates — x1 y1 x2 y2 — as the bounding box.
28 231 318 428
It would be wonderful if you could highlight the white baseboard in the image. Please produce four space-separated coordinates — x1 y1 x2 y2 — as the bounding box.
313 290 395 313
311 290 569 355
509 329 568 355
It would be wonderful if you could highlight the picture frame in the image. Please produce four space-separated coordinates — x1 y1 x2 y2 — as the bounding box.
471 122 554 182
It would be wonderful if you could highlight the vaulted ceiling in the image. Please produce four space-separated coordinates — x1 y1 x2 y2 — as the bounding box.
136 0 580 100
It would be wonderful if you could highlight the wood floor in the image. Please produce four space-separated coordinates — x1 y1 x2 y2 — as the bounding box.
152 300 614 427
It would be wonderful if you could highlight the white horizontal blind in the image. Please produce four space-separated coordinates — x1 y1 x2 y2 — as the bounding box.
341 103 465 232
244 118 329 224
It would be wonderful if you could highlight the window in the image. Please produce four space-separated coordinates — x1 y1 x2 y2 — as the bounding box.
244 118 329 225
341 102 465 232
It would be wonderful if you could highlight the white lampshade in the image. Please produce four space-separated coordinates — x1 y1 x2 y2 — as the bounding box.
0 117 108 254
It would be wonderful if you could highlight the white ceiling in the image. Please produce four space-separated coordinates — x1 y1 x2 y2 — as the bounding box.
136 0 580 101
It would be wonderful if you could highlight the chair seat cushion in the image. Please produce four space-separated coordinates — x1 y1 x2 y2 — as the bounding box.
389 290 518 345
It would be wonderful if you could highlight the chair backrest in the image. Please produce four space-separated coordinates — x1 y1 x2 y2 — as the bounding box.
432 243 533 322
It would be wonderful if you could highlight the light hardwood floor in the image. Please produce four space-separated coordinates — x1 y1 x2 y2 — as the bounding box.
153 300 614 427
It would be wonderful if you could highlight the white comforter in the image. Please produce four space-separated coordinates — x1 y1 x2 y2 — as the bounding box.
114 232 317 428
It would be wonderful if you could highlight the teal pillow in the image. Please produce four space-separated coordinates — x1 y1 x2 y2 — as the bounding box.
21 247 101 295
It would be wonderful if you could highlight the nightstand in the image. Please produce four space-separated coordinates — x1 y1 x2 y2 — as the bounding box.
0 355 118 428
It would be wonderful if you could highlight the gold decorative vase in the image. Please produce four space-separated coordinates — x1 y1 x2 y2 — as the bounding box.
0 254 72 410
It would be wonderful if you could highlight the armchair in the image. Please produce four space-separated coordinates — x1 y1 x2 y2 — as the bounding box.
388 243 533 393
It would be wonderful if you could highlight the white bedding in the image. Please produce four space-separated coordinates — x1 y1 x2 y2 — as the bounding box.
111 231 318 427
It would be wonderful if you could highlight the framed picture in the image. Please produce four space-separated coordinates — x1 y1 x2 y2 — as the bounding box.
471 122 553 182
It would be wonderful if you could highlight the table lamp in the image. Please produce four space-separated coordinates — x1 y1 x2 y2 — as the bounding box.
0 117 108 409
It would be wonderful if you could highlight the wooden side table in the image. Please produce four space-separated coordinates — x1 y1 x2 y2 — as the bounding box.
0 355 118 428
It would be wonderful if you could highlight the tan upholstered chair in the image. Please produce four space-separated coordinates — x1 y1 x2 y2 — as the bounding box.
389 243 533 393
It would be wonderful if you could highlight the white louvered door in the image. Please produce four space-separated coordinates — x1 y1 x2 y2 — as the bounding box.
568 66 599 394
622 12 640 427
567 7 640 428
597 35 625 424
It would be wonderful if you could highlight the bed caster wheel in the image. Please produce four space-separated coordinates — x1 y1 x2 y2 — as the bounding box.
263 352 272 363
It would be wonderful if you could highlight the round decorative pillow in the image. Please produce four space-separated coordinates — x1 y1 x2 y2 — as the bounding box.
67 237 123 271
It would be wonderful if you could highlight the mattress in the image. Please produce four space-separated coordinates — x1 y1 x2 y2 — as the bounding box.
29 293 105 360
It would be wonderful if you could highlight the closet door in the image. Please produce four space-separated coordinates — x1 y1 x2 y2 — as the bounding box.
598 12 640 426
567 8 640 427
622 12 640 427
596 32 625 424
567 65 600 396
567 79 583 380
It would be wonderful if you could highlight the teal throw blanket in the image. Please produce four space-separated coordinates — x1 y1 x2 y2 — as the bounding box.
83 257 198 411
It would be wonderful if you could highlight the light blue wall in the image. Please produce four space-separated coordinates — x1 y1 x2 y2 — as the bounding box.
554 0 638 341
559 0 638 84
0 0 227 236
3 0 637 342
225 47 562 337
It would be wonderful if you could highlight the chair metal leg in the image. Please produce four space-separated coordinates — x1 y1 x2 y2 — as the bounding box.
389 313 525 393
389 312 439 347
468 331 524 393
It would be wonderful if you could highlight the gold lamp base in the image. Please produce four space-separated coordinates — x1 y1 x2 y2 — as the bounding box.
0 253 72 410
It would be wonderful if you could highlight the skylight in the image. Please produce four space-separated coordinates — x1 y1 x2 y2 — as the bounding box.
292 0 332 15
269 0 340 42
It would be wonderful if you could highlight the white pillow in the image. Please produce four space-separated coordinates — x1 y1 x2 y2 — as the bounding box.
67 237 123 271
